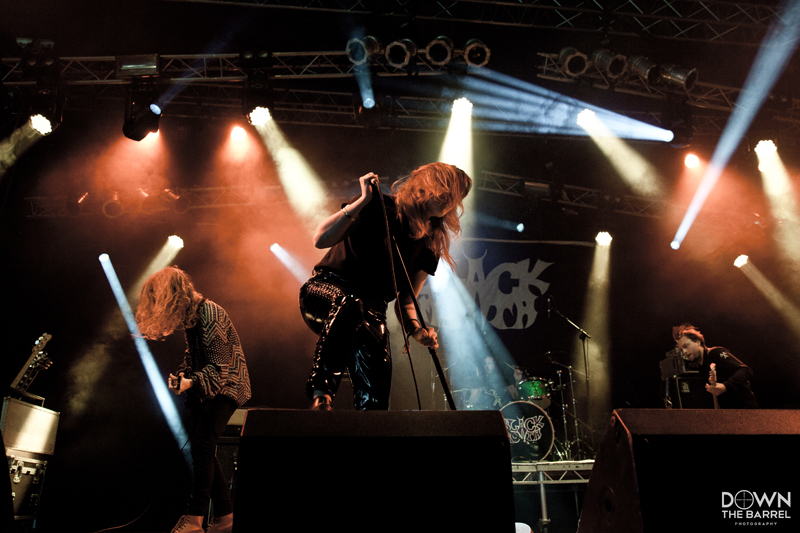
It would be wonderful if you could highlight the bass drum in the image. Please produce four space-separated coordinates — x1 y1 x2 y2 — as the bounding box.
500 401 555 462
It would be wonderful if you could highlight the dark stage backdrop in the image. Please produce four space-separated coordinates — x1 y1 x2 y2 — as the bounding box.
1 115 799 532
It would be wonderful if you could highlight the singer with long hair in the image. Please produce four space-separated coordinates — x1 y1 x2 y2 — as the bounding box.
299 162 472 410
136 266 251 533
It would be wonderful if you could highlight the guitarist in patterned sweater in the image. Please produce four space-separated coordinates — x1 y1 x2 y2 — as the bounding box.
136 266 252 533
672 323 758 409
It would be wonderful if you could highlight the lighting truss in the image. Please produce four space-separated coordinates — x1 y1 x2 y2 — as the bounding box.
537 52 800 141
478 171 670 219
25 186 283 218
4 51 800 141
1 51 460 87
163 0 781 47
477 171 756 237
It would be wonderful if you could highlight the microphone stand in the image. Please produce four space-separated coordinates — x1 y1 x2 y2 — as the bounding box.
391 235 457 411
549 298 592 459
372 181 456 411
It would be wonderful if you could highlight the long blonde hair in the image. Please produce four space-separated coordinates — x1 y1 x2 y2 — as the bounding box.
135 266 204 340
392 162 472 269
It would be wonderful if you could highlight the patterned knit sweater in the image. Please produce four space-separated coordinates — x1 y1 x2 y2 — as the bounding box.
179 299 251 407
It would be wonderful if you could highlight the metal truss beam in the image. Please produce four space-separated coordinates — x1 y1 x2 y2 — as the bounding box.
477 171 770 239
164 0 781 46
1 51 460 86
511 460 594 485
5 49 799 141
478 172 670 219
25 186 283 218
537 52 800 141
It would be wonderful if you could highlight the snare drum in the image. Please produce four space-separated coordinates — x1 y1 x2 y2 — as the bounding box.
516 377 551 409
500 401 555 462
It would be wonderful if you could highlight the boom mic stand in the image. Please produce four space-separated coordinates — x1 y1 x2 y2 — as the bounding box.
548 296 592 459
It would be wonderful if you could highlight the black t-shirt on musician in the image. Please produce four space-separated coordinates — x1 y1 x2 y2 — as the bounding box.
314 194 439 303
686 346 758 409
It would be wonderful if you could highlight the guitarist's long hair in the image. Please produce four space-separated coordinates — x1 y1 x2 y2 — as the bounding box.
135 266 204 340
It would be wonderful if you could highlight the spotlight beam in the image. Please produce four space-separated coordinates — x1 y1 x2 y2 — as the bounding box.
270 243 310 283
99 253 191 466
671 1 800 248
737 258 800 341
253 120 327 225
384 69 674 141
0 120 44 179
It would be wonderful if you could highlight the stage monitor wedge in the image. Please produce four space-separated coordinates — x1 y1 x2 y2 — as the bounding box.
233 409 516 533
578 409 800 533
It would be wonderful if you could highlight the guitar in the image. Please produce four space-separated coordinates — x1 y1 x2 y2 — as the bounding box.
709 362 720 410
11 333 54 393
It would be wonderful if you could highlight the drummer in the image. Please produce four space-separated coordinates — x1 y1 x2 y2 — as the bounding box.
467 355 518 409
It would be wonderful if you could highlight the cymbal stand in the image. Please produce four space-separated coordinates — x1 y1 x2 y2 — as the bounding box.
550 360 593 460
555 369 571 461
549 297 592 460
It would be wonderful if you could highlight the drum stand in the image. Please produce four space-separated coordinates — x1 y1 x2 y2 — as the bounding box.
550 361 595 460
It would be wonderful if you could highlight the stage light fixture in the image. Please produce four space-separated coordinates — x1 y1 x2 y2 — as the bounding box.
355 101 384 128
734 255 749 268
516 223 524 233
685 153 700 168
115 54 160 78
755 139 777 156
628 56 661 86
65 192 89 217
558 47 589 77
464 39 491 68
231 126 246 141
168 235 185 249
346 36 383 65
17 38 59 79
243 71 274 126
660 64 699 92
426 36 454 66
576 108 595 127
102 192 124 219
248 107 272 126
123 87 162 142
596 232 612 246
164 189 191 214
452 97 473 113
139 189 165 214
28 83 64 136
385 39 417 69
29 113 54 136
591 49 627 79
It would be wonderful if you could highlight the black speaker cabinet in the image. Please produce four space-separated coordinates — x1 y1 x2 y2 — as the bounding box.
578 409 800 533
668 375 714 409
233 409 515 533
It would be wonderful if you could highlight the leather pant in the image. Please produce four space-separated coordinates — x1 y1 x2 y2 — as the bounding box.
299 270 392 410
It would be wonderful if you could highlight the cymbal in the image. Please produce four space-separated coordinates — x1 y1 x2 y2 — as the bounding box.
533 350 568 360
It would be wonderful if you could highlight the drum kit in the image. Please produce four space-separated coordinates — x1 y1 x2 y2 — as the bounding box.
500 354 587 463
449 350 592 462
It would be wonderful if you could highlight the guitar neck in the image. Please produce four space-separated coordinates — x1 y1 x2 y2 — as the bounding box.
710 363 720 410
11 334 52 393
11 357 41 393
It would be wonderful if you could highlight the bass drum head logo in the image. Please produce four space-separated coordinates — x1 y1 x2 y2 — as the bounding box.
500 401 554 461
